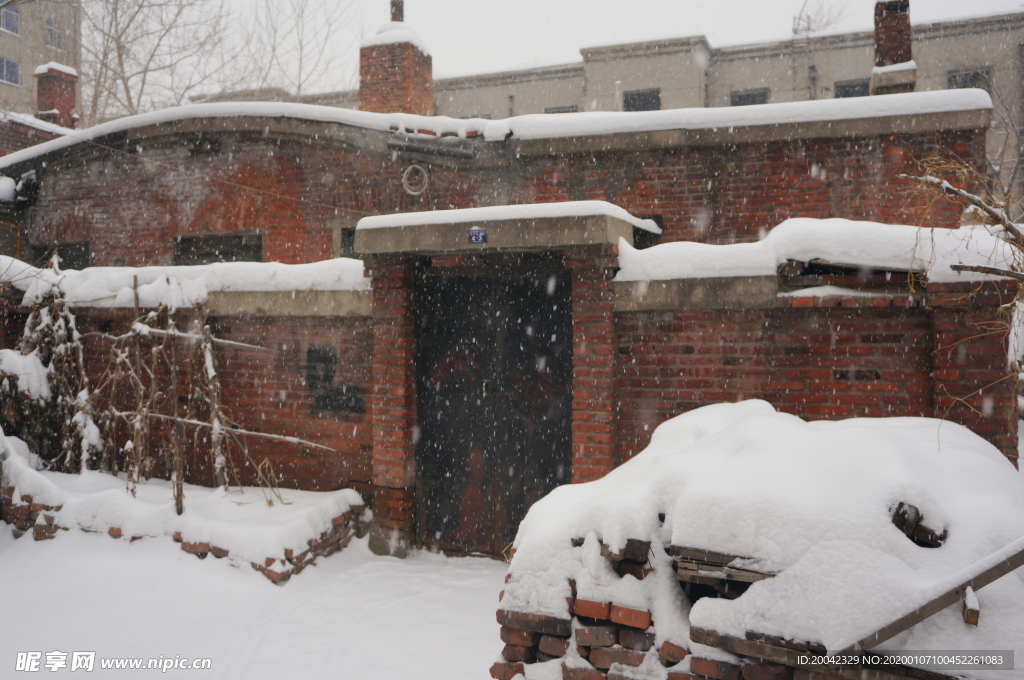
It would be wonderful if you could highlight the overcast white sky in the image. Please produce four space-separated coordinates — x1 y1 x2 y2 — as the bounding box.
248 0 1024 93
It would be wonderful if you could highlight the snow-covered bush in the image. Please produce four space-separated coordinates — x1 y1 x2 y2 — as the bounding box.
0 260 100 472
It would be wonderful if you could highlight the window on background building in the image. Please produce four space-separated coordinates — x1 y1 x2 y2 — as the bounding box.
623 88 661 112
834 80 870 98
948 69 991 93
730 88 770 106
45 17 62 49
30 242 91 270
460 113 492 120
1 6 19 35
0 58 19 85
544 105 578 114
173 233 262 266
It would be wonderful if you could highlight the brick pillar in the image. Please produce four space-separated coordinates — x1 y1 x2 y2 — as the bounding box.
874 1 911 67
359 26 433 115
364 254 419 556
565 245 618 483
930 282 1018 467
34 64 78 128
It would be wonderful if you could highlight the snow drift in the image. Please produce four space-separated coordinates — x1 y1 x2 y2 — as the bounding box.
505 401 1024 675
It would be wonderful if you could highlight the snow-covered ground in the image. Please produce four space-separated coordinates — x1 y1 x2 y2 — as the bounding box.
0 529 506 678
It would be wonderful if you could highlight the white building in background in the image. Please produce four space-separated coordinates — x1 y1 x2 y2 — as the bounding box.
0 0 80 115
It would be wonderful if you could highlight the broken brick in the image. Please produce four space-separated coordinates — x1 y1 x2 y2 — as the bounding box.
742 665 793 680
32 523 57 541
618 627 655 651
660 641 689 664
576 624 617 647
539 635 570 658
491 661 525 680
250 562 292 584
589 646 647 670
181 541 210 555
497 609 572 637
563 666 607 680
502 644 536 663
609 604 651 630
574 599 611 620
501 626 540 647
691 657 742 680
108 527 122 538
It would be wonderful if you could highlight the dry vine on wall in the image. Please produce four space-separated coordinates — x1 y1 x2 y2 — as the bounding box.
0 267 328 513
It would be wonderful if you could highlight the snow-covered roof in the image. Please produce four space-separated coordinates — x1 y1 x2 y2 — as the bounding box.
505 400 1024 671
0 89 991 173
33 62 78 78
361 21 431 56
357 201 663 234
0 110 71 137
616 218 1016 284
0 257 369 310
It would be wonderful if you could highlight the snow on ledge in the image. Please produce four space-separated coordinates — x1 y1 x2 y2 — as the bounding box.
0 257 370 310
33 62 79 78
361 21 431 55
0 452 366 565
872 59 917 75
0 89 991 173
616 218 1016 284
356 201 663 234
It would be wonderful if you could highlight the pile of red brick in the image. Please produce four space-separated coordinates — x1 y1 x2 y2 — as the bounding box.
1 482 366 584
491 542 813 680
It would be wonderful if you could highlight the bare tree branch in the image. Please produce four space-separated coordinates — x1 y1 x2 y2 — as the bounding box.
950 264 1024 282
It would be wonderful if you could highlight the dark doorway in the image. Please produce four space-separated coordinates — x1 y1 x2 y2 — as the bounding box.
416 267 572 555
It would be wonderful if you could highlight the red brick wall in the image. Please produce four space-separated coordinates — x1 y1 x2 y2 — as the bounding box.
34 69 78 129
0 121 60 157
28 138 334 266
359 42 434 116
508 129 983 244
616 283 1018 466
67 309 374 493
16 123 985 265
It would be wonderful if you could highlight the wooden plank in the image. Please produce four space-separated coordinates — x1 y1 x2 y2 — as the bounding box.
850 537 1024 651
676 561 775 583
670 546 744 565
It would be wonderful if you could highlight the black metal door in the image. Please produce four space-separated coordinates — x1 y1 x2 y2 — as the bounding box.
416 269 572 555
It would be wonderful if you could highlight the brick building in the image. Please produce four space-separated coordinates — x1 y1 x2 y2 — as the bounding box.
0 2 1016 558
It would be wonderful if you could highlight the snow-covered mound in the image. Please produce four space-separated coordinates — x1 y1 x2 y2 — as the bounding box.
0 256 369 310
0 451 366 566
616 219 1017 283
506 401 1024 665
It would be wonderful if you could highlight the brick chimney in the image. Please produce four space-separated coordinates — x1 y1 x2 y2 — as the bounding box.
359 0 433 115
869 1 916 95
34 62 78 128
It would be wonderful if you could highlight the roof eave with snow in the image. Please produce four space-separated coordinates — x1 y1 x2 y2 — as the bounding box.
0 90 992 176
